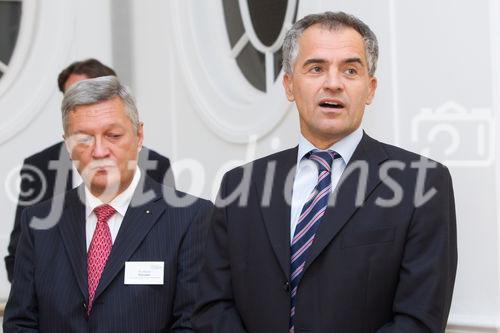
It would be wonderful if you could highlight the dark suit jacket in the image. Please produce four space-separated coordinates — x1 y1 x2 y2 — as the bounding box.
4 175 212 333
193 133 457 333
5 141 175 281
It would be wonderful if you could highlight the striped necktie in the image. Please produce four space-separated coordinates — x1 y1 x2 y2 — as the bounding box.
289 149 339 332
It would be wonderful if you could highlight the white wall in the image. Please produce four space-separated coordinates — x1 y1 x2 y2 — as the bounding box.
0 0 498 331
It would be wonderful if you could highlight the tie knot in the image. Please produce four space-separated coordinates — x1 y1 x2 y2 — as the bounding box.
308 150 339 173
94 204 116 224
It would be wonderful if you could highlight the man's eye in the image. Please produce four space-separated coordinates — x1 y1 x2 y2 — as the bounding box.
75 134 93 144
108 134 122 139
345 68 358 75
309 66 322 73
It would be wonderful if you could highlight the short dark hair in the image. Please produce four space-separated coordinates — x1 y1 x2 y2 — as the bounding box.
57 58 116 92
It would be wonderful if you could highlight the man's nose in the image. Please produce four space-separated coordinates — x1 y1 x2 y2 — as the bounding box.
92 137 110 158
322 70 344 92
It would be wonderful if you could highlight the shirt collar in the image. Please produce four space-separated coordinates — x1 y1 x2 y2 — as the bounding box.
297 127 364 165
85 166 142 218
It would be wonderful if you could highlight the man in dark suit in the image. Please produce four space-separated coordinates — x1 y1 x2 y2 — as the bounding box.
5 58 175 282
193 12 457 333
3 76 211 332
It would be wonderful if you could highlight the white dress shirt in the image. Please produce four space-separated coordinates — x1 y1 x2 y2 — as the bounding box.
290 127 363 242
84 167 142 251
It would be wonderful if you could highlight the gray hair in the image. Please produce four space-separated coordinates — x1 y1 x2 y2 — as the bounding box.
282 11 379 76
61 76 139 133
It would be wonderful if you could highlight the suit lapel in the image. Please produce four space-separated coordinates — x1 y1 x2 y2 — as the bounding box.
58 186 88 299
93 176 165 301
304 133 389 272
256 147 297 278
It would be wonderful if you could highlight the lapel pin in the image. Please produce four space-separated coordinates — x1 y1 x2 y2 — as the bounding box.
146 210 150 214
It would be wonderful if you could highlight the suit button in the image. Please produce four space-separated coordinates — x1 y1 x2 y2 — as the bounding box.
283 281 290 292
82 301 89 320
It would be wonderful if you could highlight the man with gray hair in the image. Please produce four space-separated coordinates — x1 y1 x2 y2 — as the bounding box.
4 76 212 332
5 58 175 283
194 11 457 332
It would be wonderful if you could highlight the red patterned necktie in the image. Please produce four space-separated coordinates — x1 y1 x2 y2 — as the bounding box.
87 204 115 314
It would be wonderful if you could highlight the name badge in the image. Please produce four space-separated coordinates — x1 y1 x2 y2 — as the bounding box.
124 261 164 285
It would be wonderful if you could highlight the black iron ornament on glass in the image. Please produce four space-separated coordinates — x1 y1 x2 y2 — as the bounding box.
0 1 22 80
222 0 298 92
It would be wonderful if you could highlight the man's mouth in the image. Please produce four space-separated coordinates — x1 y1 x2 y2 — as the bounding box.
319 100 345 109
91 163 116 170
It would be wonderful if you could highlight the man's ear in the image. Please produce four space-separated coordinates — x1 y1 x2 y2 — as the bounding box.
136 122 144 151
63 133 73 159
283 72 295 102
366 76 378 105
